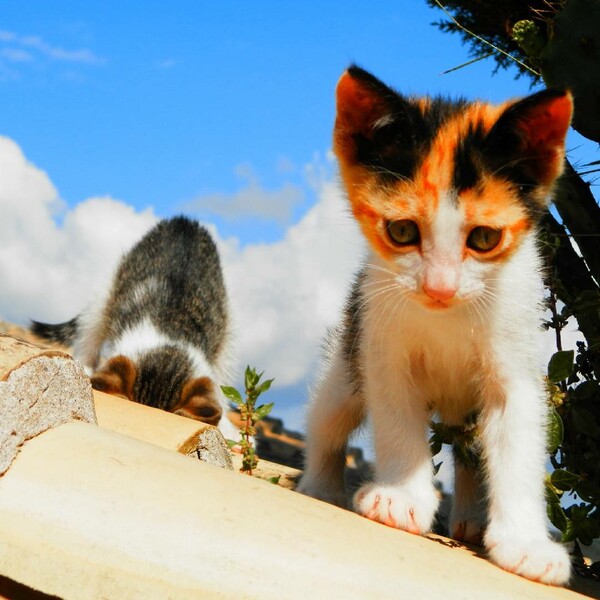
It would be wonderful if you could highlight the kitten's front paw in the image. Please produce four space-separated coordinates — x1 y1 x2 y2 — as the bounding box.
353 483 439 535
485 533 571 586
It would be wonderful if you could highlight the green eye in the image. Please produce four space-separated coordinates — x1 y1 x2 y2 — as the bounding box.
386 220 420 246
467 226 502 252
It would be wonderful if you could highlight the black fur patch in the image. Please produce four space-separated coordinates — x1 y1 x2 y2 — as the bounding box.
453 122 486 193
134 345 193 411
346 67 469 183
30 317 79 345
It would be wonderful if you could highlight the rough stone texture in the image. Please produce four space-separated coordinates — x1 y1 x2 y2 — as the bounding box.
193 427 234 470
0 334 96 475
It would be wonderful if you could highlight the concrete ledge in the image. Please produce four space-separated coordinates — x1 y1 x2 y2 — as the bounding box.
0 421 593 599
94 390 233 469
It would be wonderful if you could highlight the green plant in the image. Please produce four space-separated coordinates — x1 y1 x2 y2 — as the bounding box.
543 254 600 567
221 366 274 476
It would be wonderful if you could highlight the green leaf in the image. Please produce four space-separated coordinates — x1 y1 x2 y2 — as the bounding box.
254 402 274 421
257 378 274 394
268 476 281 485
574 480 600 503
546 408 564 454
246 366 265 390
545 483 568 532
220 385 243 405
547 350 574 383
561 519 577 543
551 469 579 491
226 439 239 449
571 407 600 440
570 510 600 547
571 380 598 401
245 366 256 390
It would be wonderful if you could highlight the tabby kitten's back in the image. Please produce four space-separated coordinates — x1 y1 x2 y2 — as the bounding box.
32 216 235 435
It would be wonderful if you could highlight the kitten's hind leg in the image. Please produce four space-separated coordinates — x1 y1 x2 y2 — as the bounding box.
71 293 110 373
297 350 365 508
450 454 487 546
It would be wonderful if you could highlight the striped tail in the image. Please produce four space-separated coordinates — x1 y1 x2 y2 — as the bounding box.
30 317 79 346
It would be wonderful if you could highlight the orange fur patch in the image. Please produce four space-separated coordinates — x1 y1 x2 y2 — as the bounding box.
334 71 388 164
514 91 573 185
90 355 137 400
333 74 569 263
173 376 222 425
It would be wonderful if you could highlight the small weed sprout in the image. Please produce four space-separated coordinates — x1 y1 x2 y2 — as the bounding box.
221 366 274 476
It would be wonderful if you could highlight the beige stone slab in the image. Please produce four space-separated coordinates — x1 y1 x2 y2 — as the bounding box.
230 451 301 489
95 388 208 452
0 421 593 600
93 389 233 469
0 333 96 475
0 332 68 378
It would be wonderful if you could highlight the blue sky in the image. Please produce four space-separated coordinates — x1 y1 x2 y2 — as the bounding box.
0 2 590 450
0 1 534 243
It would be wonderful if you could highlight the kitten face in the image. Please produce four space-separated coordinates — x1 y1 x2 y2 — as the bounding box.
361 174 526 310
334 66 572 310
91 347 223 425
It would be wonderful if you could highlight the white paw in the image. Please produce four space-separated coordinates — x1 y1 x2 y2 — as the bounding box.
353 483 439 534
485 534 571 586
296 477 347 508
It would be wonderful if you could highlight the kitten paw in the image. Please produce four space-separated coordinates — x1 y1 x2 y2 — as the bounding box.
353 483 439 534
296 478 347 508
485 534 571 586
451 519 484 545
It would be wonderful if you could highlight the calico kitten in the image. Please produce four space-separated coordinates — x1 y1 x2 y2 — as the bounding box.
297 66 573 585
32 216 237 439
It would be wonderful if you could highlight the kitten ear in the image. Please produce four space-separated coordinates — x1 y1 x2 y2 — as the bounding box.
334 66 409 166
90 355 137 400
173 376 223 426
488 89 573 186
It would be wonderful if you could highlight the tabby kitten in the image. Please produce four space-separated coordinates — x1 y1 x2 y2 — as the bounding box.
32 216 237 439
297 66 573 585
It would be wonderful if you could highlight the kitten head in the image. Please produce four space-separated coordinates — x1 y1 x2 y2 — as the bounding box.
91 350 222 426
334 66 572 310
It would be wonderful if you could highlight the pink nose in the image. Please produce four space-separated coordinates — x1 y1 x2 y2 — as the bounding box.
422 283 457 302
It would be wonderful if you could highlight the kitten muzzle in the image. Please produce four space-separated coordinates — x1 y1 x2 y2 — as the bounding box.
422 282 457 306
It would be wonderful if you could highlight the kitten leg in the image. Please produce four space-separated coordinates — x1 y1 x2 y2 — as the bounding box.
480 377 571 585
450 456 486 545
353 382 439 535
297 350 365 507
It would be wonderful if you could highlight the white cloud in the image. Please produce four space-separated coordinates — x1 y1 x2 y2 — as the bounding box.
185 164 305 226
0 135 363 392
0 136 157 324
0 29 104 69
1 48 33 62
219 178 364 386
0 134 583 437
